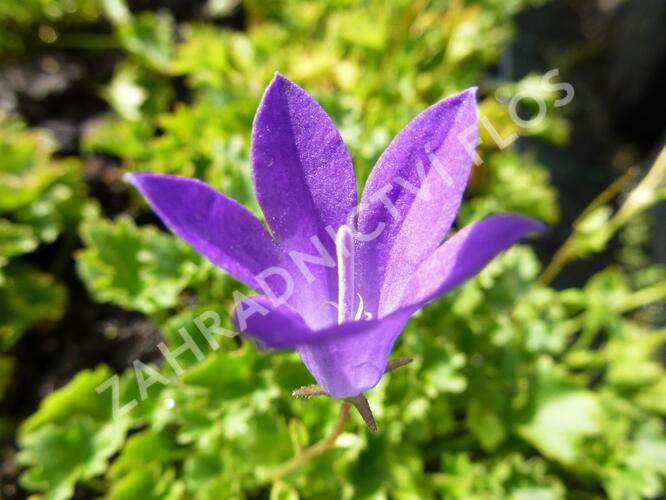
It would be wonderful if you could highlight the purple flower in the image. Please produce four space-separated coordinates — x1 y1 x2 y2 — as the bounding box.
126 73 544 405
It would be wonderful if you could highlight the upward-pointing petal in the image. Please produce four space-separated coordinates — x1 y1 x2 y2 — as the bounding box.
125 172 280 291
251 73 357 250
251 73 357 327
356 88 477 317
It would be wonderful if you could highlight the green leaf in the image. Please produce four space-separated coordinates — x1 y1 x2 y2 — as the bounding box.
109 429 179 479
103 62 174 121
20 366 114 435
519 360 602 464
270 481 300 500
182 427 242 498
108 465 185 500
423 347 467 395
101 0 131 24
13 159 90 244
18 416 127 500
160 306 235 373
117 12 174 72
0 117 58 211
0 116 89 244
223 412 293 478
0 219 38 259
182 344 257 402
0 264 66 351
572 205 614 256
76 214 202 314
82 114 155 158
467 401 506 451
104 64 147 120
461 149 559 225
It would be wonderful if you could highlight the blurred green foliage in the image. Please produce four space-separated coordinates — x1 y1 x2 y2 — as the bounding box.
0 116 89 399
0 0 100 56
0 0 664 499
76 211 205 315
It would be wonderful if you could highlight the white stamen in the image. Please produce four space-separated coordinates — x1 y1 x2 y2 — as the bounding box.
324 301 339 310
336 225 355 323
354 293 364 321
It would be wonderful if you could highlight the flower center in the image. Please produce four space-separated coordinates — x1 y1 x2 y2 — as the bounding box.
335 226 372 323
327 225 373 323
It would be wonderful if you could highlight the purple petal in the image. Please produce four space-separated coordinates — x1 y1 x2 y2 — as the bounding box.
395 214 546 312
125 172 280 291
235 295 412 398
232 296 312 347
251 73 357 326
355 88 478 317
239 215 543 398
251 73 357 246
299 215 543 398
295 309 412 398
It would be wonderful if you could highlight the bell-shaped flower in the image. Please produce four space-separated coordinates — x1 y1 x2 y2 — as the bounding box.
127 74 544 420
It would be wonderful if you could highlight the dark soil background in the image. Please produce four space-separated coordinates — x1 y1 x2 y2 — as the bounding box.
1 0 665 497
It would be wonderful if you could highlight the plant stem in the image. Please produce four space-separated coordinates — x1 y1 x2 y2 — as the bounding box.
564 281 666 358
579 167 640 221
538 145 666 287
537 168 638 287
537 240 575 287
267 401 351 481
618 280 666 313
613 145 666 226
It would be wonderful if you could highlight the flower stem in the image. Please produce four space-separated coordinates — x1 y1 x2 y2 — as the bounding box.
618 280 666 314
539 146 666 287
563 281 666 359
267 401 351 481
613 145 666 226
537 167 638 287
536 240 575 287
